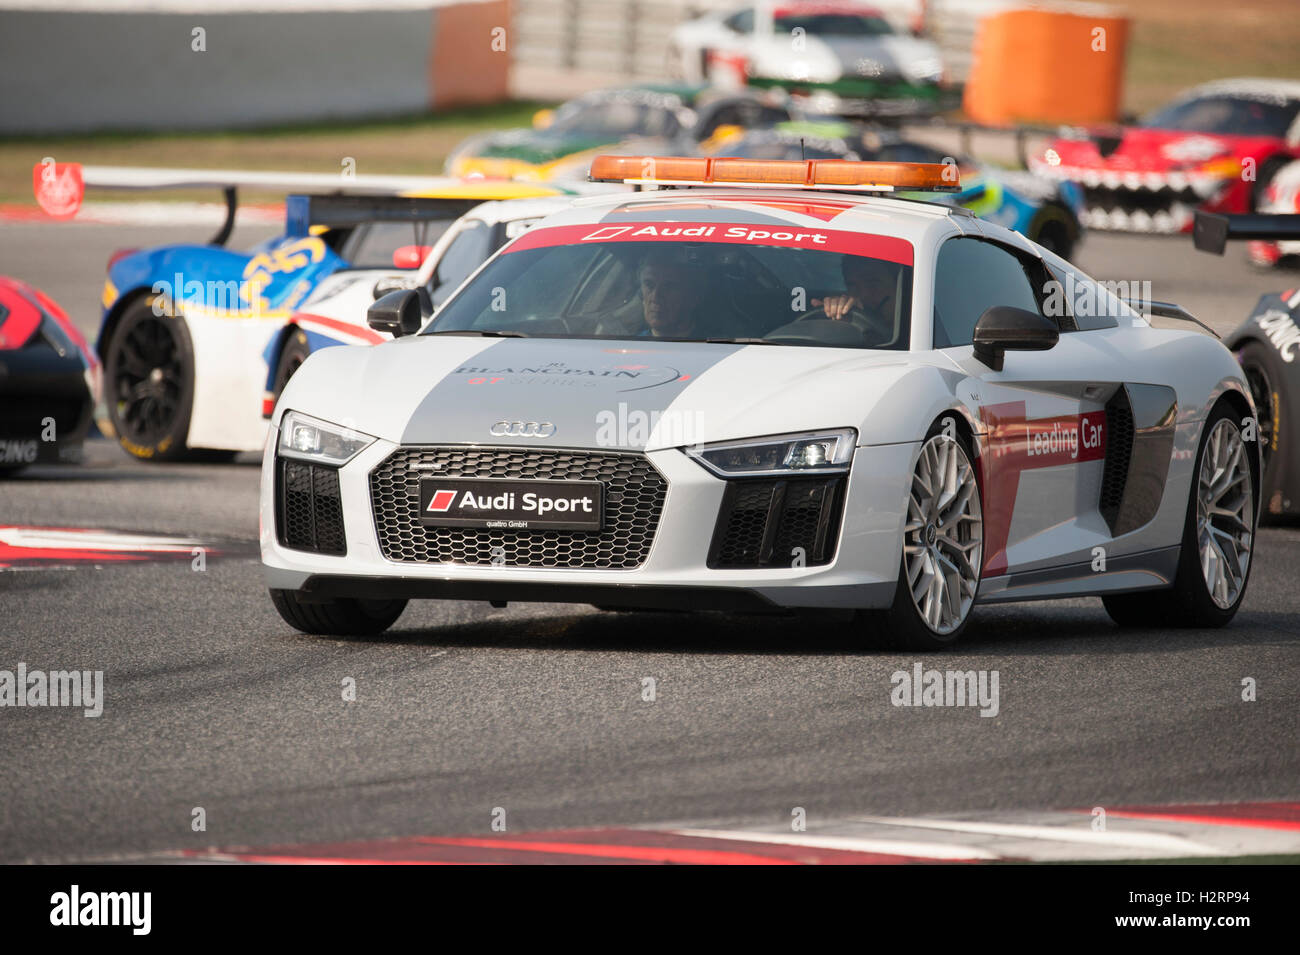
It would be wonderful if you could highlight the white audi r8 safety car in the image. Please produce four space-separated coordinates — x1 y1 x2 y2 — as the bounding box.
261 155 1260 649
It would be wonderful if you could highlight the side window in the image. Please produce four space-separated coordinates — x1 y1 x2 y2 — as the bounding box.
932 237 1042 348
430 220 492 306
1043 261 1124 331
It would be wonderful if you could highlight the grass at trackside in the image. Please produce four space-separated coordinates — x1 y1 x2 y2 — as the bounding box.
1117 0 1300 114
0 100 553 205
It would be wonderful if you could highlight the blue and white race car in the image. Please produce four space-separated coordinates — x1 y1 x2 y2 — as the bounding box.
91 168 594 460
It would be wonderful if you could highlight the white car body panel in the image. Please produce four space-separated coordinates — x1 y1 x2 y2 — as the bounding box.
261 185 1255 612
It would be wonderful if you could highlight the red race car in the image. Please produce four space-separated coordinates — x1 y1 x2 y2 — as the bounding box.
0 277 100 474
1031 78 1300 235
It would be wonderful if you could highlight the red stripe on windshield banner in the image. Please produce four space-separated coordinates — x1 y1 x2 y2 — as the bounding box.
504 222 914 266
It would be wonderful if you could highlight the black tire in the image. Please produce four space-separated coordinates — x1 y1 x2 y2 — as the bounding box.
272 328 311 409
1237 341 1286 521
270 588 407 636
104 296 196 461
1104 400 1258 629
868 420 985 651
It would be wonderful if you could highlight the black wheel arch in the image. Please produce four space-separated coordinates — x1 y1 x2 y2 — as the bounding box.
95 286 154 363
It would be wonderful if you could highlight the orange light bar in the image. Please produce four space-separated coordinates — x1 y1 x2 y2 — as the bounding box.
589 155 960 193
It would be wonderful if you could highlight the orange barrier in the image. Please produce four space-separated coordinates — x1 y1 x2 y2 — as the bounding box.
963 8 1129 125
429 0 511 108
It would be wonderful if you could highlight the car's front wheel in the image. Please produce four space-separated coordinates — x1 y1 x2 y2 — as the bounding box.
871 426 984 650
270 588 407 636
1104 401 1257 628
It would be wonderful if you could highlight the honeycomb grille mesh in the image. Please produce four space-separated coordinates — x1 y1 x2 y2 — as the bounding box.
370 447 666 568
710 476 844 569
1100 395 1135 529
712 482 777 567
277 458 346 556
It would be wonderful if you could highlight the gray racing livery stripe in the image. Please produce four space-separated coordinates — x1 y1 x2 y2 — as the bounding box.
399 337 741 448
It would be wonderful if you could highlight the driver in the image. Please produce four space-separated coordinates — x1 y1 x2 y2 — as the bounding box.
815 256 899 326
638 248 710 338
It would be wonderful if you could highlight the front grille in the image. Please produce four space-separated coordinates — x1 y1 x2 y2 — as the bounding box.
370 447 666 568
277 458 346 555
1099 391 1135 531
1079 187 1203 232
709 476 845 569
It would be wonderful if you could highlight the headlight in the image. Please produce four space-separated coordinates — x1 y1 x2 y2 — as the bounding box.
686 429 856 477
278 411 375 466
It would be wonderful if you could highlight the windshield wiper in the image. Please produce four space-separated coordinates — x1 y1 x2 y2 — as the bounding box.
705 337 779 345
425 329 530 338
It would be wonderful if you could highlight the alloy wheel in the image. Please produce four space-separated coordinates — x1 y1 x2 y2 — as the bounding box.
904 434 984 634
1197 418 1254 609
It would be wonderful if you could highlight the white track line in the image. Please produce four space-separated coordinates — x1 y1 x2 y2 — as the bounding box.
669 828 1000 860
851 816 1228 856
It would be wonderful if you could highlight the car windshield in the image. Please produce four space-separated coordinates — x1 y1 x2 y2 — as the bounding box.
1142 95 1300 137
774 13 894 37
424 226 914 349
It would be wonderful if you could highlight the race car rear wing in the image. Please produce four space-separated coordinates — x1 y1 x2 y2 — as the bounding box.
76 166 581 246
282 194 485 238
1123 298 1221 339
1193 210 1300 255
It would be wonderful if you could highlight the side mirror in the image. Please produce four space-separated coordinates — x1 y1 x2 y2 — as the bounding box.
368 289 423 338
372 276 410 300
972 306 1058 371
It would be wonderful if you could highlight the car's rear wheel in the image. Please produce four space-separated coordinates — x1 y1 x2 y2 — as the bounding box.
105 296 195 461
870 426 984 650
1104 401 1257 628
1237 341 1285 520
270 588 407 636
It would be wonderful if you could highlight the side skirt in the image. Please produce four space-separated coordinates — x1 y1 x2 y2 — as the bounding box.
976 545 1180 604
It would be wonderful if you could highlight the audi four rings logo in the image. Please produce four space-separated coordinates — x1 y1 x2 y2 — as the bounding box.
489 421 556 437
